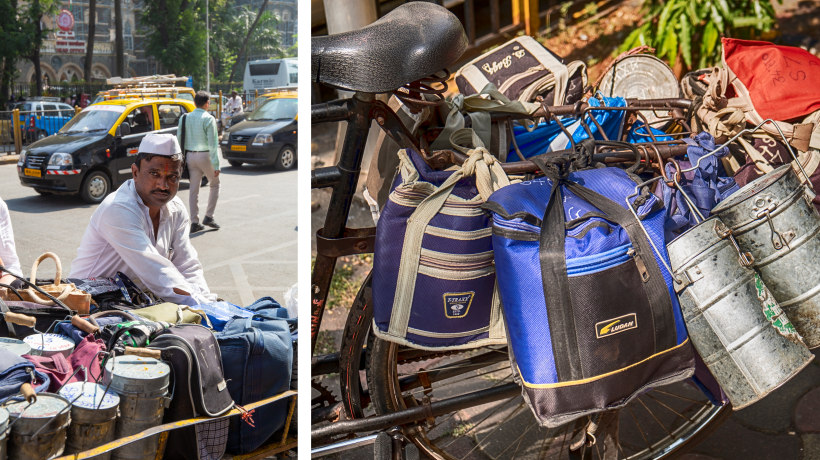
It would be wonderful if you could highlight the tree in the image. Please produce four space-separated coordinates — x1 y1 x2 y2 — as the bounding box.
226 0 268 83
29 0 45 95
0 0 26 104
115 0 124 76
140 0 207 84
210 2 286 82
0 0 56 103
84 0 97 81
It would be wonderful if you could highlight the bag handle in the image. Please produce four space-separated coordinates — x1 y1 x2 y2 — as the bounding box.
387 136 509 338
24 253 72 305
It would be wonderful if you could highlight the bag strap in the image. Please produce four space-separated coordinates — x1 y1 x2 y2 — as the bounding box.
179 305 214 329
24 253 72 305
531 158 675 381
387 138 509 338
180 113 188 152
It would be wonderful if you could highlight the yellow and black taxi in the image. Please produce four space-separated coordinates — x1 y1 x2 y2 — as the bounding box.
220 89 297 170
18 97 195 203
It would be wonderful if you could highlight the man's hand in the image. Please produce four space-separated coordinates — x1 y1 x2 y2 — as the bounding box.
214 170 220 177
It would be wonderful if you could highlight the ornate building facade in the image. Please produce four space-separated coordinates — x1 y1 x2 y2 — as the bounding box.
17 0 149 84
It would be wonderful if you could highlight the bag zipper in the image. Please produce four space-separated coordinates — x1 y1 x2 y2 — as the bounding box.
567 244 632 276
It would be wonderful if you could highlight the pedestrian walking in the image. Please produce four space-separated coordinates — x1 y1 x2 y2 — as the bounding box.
178 91 221 233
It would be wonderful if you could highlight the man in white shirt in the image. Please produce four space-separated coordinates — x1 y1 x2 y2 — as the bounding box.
69 133 217 306
221 91 243 128
225 91 243 116
0 197 22 286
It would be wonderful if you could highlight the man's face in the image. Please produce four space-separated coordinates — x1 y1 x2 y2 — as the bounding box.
131 155 181 209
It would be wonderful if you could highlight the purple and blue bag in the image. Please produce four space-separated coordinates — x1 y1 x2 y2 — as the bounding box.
484 164 695 426
372 146 509 350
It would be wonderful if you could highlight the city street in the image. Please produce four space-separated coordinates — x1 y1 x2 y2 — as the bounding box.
0 156 297 309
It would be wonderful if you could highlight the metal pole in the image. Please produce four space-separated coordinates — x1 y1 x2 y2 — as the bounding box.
206 0 210 93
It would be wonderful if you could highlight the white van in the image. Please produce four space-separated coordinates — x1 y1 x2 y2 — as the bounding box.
243 58 297 93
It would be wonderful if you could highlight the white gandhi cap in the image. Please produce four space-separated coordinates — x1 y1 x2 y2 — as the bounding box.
138 133 182 161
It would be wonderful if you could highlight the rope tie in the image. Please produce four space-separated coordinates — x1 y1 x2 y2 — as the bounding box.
701 67 729 112
235 403 256 427
706 107 746 139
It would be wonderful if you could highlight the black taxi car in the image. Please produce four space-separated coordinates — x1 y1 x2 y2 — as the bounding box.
18 98 195 203
220 92 297 170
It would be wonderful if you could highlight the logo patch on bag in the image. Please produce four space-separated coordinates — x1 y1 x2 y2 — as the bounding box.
595 313 637 339
443 292 474 319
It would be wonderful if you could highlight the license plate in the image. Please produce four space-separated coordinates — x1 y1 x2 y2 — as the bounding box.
24 168 41 178
231 145 246 152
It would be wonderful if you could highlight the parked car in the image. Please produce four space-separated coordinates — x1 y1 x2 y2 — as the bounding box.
13 100 76 141
220 93 297 170
17 97 195 203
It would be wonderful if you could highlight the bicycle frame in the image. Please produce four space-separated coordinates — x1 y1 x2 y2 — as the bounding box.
311 93 420 355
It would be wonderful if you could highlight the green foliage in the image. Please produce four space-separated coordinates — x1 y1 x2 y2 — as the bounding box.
621 0 778 72
210 4 287 81
0 0 60 102
140 0 292 87
141 0 208 84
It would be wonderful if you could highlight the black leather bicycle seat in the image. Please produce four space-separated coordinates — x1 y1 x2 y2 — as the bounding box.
312 2 467 93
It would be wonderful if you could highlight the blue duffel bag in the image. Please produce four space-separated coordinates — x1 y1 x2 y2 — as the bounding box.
216 297 294 454
0 348 50 401
484 161 695 427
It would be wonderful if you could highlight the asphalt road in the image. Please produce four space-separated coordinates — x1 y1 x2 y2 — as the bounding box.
0 157 297 309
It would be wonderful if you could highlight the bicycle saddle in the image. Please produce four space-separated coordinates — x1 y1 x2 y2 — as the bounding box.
312 2 467 93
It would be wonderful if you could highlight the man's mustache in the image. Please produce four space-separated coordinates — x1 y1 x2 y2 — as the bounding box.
151 189 170 194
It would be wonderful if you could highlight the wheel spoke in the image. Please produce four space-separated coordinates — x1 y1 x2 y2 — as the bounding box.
636 396 674 439
626 404 652 452
367 334 726 459
644 393 696 425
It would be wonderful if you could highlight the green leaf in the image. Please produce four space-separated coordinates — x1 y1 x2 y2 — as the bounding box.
710 4 725 33
716 0 731 18
662 27 678 66
679 13 692 68
686 1 699 24
657 0 681 37
621 25 648 52
732 16 774 28
702 21 719 60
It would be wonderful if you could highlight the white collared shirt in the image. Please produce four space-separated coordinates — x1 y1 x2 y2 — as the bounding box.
68 180 217 306
0 198 22 277
224 95 243 115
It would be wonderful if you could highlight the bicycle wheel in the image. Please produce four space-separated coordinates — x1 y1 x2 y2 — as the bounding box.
367 337 730 459
337 272 374 419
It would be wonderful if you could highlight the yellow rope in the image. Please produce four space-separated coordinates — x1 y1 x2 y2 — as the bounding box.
52 390 297 460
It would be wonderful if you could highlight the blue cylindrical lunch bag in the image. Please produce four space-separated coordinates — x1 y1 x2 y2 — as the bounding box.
484 165 695 427
372 147 509 350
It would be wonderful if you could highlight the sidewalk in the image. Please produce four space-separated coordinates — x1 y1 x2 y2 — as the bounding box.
0 154 18 165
